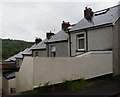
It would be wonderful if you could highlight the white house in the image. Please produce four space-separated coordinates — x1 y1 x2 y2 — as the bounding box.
3 4 120 94
68 4 120 75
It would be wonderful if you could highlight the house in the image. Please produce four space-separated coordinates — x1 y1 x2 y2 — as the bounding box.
14 5 119 93
45 21 71 57
22 44 37 57
68 5 120 75
32 21 72 57
31 32 54 57
1 62 17 94
15 48 29 68
4 48 29 68
2 44 37 95
4 4 120 93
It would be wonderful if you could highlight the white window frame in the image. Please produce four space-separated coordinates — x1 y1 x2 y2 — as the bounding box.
50 45 56 57
76 32 86 51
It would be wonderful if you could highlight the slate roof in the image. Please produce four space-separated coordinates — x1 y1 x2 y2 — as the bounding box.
3 72 15 80
22 44 37 55
4 48 29 62
70 4 120 32
31 38 48 50
15 48 29 58
46 30 68 43
31 30 69 50
4 55 18 62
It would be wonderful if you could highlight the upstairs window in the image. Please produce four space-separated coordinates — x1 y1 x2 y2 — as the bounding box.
51 45 56 57
35 52 38 57
76 33 86 51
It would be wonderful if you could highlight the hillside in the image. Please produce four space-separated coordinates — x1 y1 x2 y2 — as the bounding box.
1 38 34 61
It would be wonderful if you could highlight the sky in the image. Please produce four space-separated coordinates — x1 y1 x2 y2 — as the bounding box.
0 0 120 42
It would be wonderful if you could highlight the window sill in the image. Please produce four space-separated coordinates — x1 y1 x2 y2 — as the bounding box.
76 49 86 52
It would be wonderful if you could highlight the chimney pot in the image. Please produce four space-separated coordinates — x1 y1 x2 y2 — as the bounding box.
46 31 54 39
61 21 70 31
35 37 42 44
84 7 93 21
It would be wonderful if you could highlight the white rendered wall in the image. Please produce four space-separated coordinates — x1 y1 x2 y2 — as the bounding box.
16 52 113 92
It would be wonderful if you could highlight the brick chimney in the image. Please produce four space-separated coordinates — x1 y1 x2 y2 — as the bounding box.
35 37 42 44
61 21 70 31
46 31 54 39
84 7 93 21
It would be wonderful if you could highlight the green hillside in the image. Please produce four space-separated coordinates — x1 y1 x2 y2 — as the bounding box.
1 38 34 61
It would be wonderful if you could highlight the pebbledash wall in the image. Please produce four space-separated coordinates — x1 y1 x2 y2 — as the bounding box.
16 51 113 92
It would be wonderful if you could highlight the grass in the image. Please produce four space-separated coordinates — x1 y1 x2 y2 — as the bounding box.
23 78 101 94
20 74 120 95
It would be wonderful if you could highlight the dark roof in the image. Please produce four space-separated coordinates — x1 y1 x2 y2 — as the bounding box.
70 4 120 32
3 72 15 80
46 30 68 43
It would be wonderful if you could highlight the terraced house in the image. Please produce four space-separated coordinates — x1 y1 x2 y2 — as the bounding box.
68 5 120 75
2 4 120 95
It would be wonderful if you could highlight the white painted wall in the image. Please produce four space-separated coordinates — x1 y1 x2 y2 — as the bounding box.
16 52 113 92
33 52 113 87
16 57 33 92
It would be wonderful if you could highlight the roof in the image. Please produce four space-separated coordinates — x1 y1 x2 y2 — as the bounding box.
4 55 17 62
70 4 120 32
15 48 29 58
31 30 68 50
4 48 29 62
31 38 48 50
22 44 37 55
3 72 15 80
46 30 68 43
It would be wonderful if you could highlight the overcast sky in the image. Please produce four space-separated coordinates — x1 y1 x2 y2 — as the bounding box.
0 0 119 42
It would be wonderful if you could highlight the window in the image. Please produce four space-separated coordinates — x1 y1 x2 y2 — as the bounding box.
35 52 38 57
51 45 56 57
76 33 86 51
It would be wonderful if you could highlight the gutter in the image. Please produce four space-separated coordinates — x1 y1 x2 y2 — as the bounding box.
45 40 68 44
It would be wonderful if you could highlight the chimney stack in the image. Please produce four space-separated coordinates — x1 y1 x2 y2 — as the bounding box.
84 7 93 21
61 21 70 31
46 31 54 39
35 37 42 44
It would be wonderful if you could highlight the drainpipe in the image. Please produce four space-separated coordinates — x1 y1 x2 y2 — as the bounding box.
85 29 88 52
67 29 72 57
